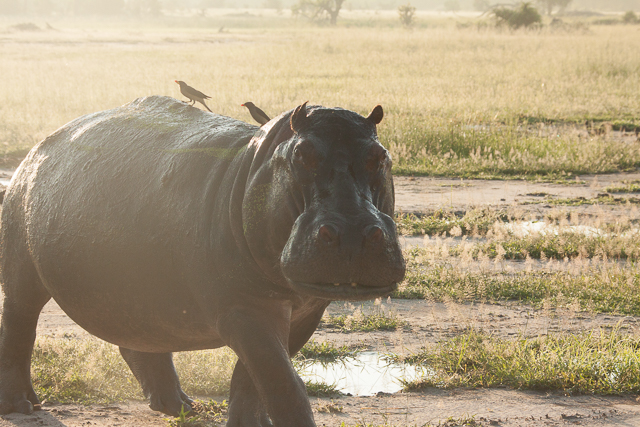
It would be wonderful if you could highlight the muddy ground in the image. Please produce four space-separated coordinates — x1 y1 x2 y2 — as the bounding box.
2 171 640 426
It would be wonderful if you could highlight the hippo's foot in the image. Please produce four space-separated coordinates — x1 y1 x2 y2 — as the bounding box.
226 362 273 427
227 396 273 427
148 386 193 417
0 370 41 415
0 392 40 415
118 348 193 417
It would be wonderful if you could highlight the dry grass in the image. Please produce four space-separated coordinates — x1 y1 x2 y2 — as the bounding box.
1 22 639 177
31 337 236 404
401 329 640 395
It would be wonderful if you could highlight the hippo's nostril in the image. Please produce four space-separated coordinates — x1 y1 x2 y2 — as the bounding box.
318 224 339 245
365 225 384 244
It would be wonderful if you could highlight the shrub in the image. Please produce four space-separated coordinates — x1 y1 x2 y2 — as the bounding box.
622 11 639 24
398 3 416 28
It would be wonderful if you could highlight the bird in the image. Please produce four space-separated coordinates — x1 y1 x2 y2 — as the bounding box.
241 102 271 126
174 80 212 112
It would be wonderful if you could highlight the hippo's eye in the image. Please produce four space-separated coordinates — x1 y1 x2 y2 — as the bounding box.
366 146 389 175
293 140 318 170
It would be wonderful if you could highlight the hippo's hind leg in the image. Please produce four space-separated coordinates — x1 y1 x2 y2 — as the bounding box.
118 348 193 417
227 362 273 427
0 251 51 415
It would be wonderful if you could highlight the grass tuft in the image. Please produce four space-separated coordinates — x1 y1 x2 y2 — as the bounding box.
398 250 640 315
321 307 407 332
400 330 640 395
166 400 228 427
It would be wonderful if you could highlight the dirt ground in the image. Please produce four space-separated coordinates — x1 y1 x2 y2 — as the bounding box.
2 171 640 426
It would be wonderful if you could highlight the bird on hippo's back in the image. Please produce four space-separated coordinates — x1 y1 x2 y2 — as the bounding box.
174 80 212 112
241 102 271 126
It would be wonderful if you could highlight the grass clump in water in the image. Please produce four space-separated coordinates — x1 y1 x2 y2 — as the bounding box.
296 340 361 363
400 330 640 394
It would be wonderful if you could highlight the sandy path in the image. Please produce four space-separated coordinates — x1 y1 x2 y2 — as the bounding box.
394 172 640 216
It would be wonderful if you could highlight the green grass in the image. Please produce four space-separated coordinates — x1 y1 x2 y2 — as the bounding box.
166 400 228 427
399 330 640 395
604 181 640 193
1 23 640 179
522 194 640 206
304 380 342 397
395 208 510 237
472 230 640 261
397 251 640 315
320 308 407 332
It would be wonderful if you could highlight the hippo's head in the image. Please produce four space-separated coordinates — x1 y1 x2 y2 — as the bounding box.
241 103 405 301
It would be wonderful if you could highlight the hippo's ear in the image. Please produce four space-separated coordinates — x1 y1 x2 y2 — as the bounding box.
290 101 309 134
366 105 384 125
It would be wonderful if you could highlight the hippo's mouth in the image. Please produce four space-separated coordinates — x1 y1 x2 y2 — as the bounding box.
286 280 398 301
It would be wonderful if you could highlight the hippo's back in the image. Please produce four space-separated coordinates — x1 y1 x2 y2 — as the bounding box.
0 96 257 350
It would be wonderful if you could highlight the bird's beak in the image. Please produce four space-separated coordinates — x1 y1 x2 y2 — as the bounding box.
174 80 178 84
240 104 245 107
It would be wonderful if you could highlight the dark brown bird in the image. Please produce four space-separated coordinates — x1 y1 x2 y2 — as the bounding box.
175 80 212 112
241 102 271 126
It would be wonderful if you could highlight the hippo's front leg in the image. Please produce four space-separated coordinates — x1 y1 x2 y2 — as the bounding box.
220 302 315 427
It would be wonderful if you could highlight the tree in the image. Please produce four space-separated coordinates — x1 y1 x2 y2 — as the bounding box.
622 10 638 24
492 2 542 29
291 0 344 25
398 3 416 27
535 0 572 15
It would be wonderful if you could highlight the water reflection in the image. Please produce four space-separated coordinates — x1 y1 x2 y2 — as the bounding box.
297 351 426 396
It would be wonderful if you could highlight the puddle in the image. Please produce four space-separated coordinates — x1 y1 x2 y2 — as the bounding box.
297 351 426 396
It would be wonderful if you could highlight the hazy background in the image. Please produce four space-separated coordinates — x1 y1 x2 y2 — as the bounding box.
0 0 637 15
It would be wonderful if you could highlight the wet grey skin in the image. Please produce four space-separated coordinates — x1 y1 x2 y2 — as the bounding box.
0 96 405 426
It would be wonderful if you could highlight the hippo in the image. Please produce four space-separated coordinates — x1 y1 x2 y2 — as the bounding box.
0 96 405 426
